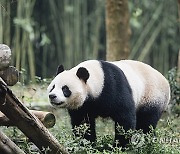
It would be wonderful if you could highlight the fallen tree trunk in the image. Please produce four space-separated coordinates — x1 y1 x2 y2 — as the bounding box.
0 130 25 154
0 110 56 128
0 80 69 154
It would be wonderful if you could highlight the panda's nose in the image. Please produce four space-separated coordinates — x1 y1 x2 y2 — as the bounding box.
49 94 57 100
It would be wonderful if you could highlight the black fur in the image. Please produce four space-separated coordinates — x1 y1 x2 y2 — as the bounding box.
136 104 162 133
56 65 64 75
76 67 90 83
68 61 136 148
62 85 71 98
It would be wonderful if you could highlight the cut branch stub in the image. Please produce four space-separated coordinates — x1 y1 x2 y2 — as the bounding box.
0 110 56 128
30 110 56 128
0 66 19 86
0 44 11 71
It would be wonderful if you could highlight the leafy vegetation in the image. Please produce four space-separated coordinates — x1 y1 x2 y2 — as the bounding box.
168 67 180 115
1 109 179 154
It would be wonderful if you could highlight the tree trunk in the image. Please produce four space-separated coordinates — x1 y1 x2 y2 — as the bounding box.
0 80 68 154
106 0 130 61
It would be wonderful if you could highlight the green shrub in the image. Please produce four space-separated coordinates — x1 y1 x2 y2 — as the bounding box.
167 67 180 115
48 117 180 154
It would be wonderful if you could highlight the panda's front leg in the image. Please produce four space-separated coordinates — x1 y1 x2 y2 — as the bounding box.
83 114 96 142
68 110 96 142
113 112 136 148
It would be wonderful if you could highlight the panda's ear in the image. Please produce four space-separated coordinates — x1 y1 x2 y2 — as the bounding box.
56 65 64 75
76 67 89 83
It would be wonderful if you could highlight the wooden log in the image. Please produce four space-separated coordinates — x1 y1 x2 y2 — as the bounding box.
31 110 56 128
0 77 7 85
0 81 69 154
0 44 11 71
0 110 56 128
0 111 10 126
0 66 19 86
0 130 25 154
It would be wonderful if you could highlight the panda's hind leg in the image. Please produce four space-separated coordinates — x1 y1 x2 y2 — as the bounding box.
136 103 162 133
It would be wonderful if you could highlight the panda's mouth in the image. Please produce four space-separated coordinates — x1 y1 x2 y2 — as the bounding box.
50 101 65 106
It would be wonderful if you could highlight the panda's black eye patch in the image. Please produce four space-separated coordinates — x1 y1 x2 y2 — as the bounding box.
50 85 55 92
62 85 71 97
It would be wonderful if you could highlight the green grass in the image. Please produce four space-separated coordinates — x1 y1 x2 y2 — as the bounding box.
1 82 180 154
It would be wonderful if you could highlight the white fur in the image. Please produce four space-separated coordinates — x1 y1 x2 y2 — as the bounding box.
72 60 104 98
47 60 104 109
47 71 87 109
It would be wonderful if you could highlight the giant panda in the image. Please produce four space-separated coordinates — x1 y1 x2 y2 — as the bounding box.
47 60 170 148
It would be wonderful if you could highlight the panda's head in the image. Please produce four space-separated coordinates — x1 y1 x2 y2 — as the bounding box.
47 65 90 109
